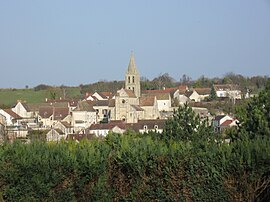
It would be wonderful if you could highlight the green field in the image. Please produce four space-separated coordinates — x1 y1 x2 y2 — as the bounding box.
0 87 82 107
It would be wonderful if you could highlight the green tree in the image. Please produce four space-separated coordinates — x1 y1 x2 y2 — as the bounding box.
236 79 270 139
209 85 217 101
163 104 213 142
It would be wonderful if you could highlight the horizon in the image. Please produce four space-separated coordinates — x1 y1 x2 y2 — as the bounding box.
1 0 270 88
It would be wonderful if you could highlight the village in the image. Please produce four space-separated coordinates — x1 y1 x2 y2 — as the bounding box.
0 54 243 143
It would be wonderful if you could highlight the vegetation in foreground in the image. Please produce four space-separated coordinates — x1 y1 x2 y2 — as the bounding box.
0 80 269 201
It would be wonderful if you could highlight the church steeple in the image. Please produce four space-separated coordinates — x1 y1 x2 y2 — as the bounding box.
127 51 139 74
125 52 141 97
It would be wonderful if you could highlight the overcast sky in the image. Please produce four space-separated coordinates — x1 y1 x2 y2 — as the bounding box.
0 0 269 88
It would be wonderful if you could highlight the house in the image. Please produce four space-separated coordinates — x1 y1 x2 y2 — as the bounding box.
38 107 70 128
46 128 67 142
92 100 111 123
213 115 238 133
173 86 189 105
0 108 22 126
12 101 35 118
186 90 200 102
128 119 166 134
214 84 241 99
142 92 172 112
54 121 73 135
193 88 211 101
72 101 97 133
89 121 126 137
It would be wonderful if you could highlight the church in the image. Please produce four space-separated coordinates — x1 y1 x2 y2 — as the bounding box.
109 53 160 123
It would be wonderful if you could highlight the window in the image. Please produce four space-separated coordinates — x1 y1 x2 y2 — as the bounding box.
154 125 158 130
143 125 148 131
132 76 135 83
128 76 131 83
122 99 126 104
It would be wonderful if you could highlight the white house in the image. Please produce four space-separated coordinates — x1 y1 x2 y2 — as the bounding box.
12 101 34 118
128 119 166 134
213 115 238 133
0 109 22 126
38 107 70 128
46 128 67 142
54 121 73 135
89 121 126 137
214 84 241 99
72 101 97 133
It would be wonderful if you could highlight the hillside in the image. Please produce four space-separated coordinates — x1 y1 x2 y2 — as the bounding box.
0 87 81 107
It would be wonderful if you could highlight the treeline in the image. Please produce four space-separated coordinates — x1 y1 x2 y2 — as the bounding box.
31 73 268 96
0 80 269 201
79 73 268 95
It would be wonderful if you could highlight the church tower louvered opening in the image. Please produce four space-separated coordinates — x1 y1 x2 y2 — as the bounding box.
125 52 141 97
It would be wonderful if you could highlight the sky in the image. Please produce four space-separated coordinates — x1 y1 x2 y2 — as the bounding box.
0 0 269 88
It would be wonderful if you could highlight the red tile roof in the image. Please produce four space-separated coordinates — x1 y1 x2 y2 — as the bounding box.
220 120 233 126
140 96 155 106
3 109 22 119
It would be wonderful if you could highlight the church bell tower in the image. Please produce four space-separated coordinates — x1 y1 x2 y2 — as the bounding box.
125 52 141 98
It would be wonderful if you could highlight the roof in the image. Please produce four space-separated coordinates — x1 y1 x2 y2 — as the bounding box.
53 108 69 120
39 107 69 120
89 122 126 130
60 121 72 128
220 120 233 127
2 109 22 119
194 88 211 95
19 102 69 112
39 107 54 118
93 100 109 107
131 105 144 111
178 85 188 91
144 93 170 100
214 115 226 121
139 96 155 106
21 102 31 112
75 101 95 112
214 84 240 91
108 99 115 107
66 133 95 142
143 88 177 94
125 89 137 98
184 91 193 98
101 92 113 98
97 92 108 99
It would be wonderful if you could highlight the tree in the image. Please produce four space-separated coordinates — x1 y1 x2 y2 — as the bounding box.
209 85 217 101
163 104 213 142
179 74 192 85
236 79 270 139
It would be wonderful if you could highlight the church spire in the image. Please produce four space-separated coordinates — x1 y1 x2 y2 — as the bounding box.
125 51 141 97
127 51 139 74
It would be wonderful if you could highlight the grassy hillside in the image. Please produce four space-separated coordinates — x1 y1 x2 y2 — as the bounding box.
0 87 81 107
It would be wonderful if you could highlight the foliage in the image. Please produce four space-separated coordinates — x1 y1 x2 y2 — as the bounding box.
0 134 269 201
33 84 51 91
209 84 217 101
163 104 214 142
236 79 270 139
